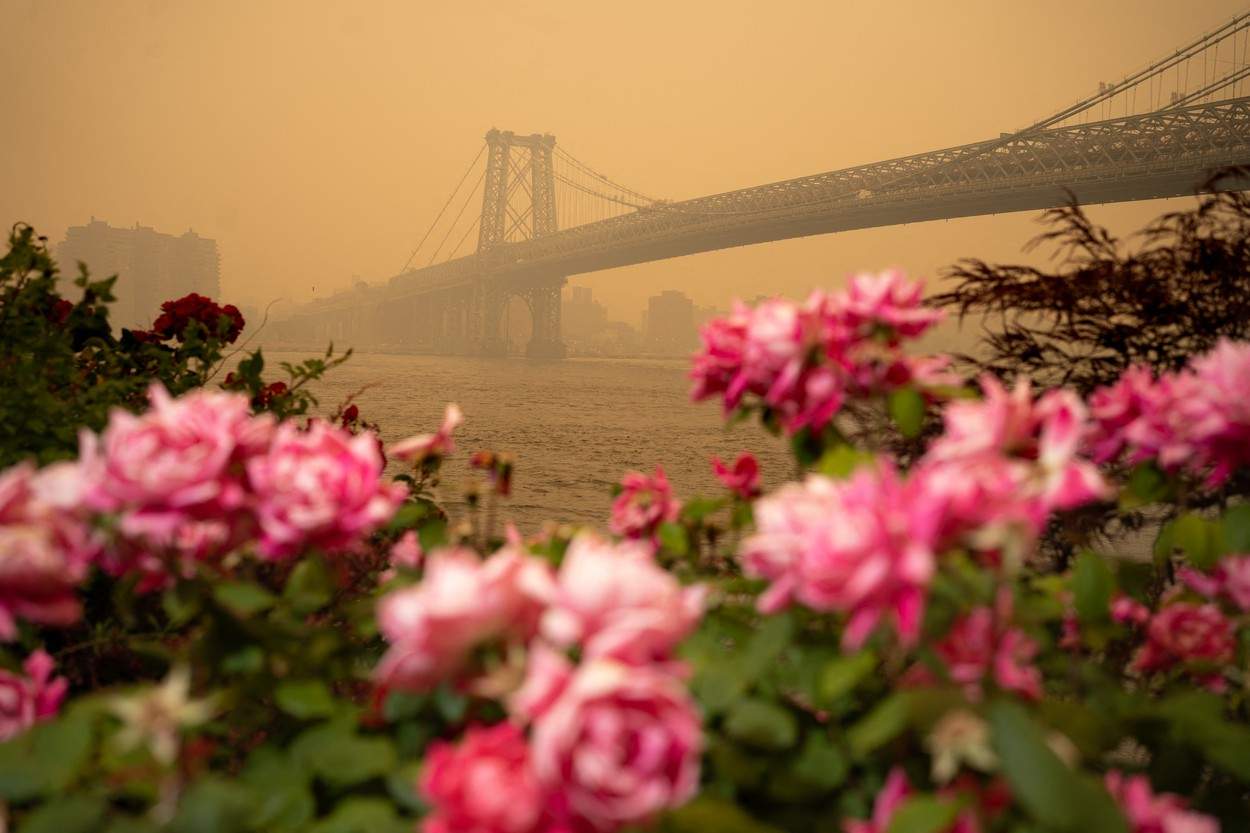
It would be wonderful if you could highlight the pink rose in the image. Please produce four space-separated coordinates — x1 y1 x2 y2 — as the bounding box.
1131 603 1234 685
1104 771 1219 833
375 547 551 692
248 420 407 559
389 530 424 570
740 463 936 649
389 403 463 463
537 533 705 666
0 650 67 741
0 463 96 638
835 270 944 343
609 466 680 541
931 605 1042 701
845 768 980 833
711 452 761 499
1186 339 1250 485
1111 596 1151 627
420 722 550 833
530 659 701 831
80 384 272 584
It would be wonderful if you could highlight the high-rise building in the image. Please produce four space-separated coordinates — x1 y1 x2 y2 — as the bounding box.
642 290 698 354
56 219 221 330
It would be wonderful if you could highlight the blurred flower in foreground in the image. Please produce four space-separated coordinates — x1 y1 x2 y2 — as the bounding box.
108 666 216 765
390 403 464 464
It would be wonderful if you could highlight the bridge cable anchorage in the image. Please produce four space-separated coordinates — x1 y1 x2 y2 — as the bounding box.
429 165 488 266
398 143 486 274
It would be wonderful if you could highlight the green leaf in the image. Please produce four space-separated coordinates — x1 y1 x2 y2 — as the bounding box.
17 795 107 833
691 664 746 716
417 518 448 552
816 444 875 479
1219 504 1250 554
307 798 407 833
886 795 961 833
213 581 276 617
162 583 203 627
988 700 1127 833
168 778 256 833
681 497 725 523
790 730 848 791
661 797 785 833
658 522 689 557
283 557 333 615
888 388 926 438
1155 691 1250 781
1073 550 1114 627
275 680 336 720
739 612 794 680
0 712 93 800
291 723 397 788
1121 462 1169 508
818 651 877 705
723 698 798 750
241 748 315 832
1172 513 1217 569
848 693 910 759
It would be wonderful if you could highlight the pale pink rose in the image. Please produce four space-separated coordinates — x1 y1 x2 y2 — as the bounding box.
1086 365 1161 463
389 403 463 463
711 452 761 499
0 463 96 638
375 546 551 692
420 722 550 833
835 270 943 342
248 420 407 559
741 464 937 649
509 643 574 723
0 650 68 741
389 530 424 570
1034 389 1111 510
1131 603 1235 685
1186 338 1250 485
845 767 980 833
609 466 680 541
1215 555 1250 610
530 659 701 831
79 385 272 582
1105 771 1219 833
538 533 705 666
85 384 270 516
916 376 1108 555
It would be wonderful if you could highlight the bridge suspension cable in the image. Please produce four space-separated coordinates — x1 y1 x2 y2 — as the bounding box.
428 164 487 266
397 143 486 274
1026 10 1250 130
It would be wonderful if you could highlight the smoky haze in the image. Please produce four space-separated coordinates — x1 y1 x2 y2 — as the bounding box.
0 0 1243 325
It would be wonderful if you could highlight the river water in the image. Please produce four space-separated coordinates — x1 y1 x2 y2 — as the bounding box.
267 351 793 533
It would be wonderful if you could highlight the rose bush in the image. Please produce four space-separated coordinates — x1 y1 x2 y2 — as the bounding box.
1 244 1249 831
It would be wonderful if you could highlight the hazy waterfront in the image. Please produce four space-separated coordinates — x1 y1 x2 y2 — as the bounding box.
270 351 793 532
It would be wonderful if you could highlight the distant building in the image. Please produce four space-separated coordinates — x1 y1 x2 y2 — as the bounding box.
642 290 698 354
56 219 221 330
562 285 609 348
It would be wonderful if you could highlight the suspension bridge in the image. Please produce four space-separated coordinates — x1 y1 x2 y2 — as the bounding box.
276 12 1250 357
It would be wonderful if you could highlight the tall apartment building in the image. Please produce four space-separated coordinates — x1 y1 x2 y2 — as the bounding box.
642 289 698 353
56 219 221 330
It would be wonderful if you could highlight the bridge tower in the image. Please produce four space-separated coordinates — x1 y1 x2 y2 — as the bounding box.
476 129 566 358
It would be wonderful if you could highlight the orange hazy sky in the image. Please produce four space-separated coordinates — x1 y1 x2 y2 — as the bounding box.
1 0 1243 324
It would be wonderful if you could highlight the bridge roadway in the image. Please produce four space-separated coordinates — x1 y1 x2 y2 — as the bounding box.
383 96 1250 297
278 96 1250 354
